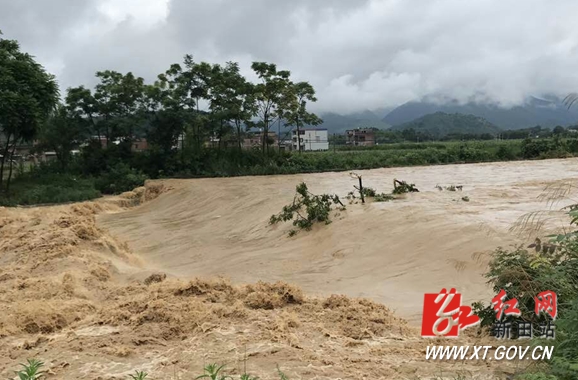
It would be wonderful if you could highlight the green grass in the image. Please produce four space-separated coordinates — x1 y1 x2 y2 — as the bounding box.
0 162 147 207
0 172 101 206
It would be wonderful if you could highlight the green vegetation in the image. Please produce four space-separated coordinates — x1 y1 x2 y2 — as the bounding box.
0 33 59 193
274 177 417 235
15 359 45 380
392 179 419 194
391 112 501 139
335 124 576 146
195 363 231 380
0 166 100 206
374 193 395 202
5 135 578 207
13 361 289 380
346 183 397 203
348 174 404 203
473 205 578 379
269 182 345 236
129 371 148 380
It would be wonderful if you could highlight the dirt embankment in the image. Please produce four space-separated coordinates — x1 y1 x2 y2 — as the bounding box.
3 158 576 379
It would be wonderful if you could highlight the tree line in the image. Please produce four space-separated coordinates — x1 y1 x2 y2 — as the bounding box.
0 32 323 194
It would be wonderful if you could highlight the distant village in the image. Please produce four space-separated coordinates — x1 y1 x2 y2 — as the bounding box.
7 127 379 165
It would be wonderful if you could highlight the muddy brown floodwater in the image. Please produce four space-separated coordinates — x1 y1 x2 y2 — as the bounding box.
3 158 578 379
99 158 578 324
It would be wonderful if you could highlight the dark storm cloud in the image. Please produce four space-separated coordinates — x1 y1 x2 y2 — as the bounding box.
2 0 578 114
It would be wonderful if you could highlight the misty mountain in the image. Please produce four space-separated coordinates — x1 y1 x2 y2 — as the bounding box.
383 96 578 129
390 112 501 138
314 110 391 134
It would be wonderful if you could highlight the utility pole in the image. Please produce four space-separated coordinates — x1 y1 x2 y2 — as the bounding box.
333 133 336 153
278 118 281 150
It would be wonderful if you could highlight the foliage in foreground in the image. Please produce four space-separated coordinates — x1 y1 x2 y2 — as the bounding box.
269 182 345 236
14 361 289 380
0 34 59 194
15 359 45 380
128 371 148 380
474 207 578 379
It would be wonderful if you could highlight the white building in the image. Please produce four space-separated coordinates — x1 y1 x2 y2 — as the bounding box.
292 128 329 151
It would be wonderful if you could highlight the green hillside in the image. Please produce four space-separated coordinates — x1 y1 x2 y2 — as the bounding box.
391 112 501 138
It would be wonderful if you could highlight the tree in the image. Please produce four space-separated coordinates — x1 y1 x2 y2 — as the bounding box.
0 33 59 192
37 104 86 169
146 108 184 163
157 55 212 153
66 86 100 140
251 62 292 153
281 81 322 153
93 70 145 144
553 125 565 135
210 62 257 150
66 71 145 148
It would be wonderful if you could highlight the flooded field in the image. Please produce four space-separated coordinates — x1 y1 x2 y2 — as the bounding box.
100 158 578 323
2 158 578 379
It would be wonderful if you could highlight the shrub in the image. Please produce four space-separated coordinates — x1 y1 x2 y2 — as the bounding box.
392 179 419 194
475 209 578 379
496 144 517 160
374 193 395 202
94 163 148 194
270 182 345 236
361 187 377 197
521 139 560 159
0 170 101 206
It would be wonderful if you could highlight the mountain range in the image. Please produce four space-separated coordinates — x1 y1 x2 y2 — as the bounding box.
312 96 578 135
382 96 578 130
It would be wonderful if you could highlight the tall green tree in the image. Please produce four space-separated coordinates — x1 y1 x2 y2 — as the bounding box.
281 81 322 153
66 71 145 147
251 62 292 153
158 55 212 153
141 82 184 157
66 86 100 140
0 33 59 192
37 104 87 168
210 62 257 150
93 70 145 144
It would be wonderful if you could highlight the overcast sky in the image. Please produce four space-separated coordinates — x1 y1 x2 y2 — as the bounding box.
2 0 578 114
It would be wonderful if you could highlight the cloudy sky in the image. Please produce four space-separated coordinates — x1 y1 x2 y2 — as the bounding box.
2 0 578 114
